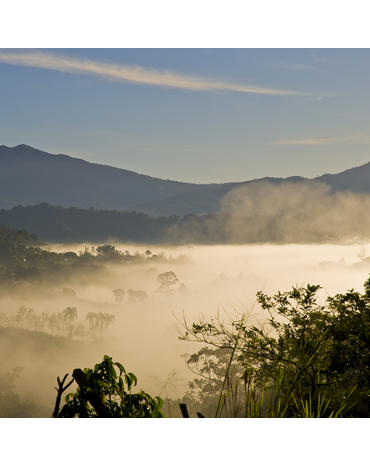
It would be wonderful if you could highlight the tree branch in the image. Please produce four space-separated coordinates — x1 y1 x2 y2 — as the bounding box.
52 373 74 418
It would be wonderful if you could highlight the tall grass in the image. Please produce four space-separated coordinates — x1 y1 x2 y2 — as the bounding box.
214 352 356 418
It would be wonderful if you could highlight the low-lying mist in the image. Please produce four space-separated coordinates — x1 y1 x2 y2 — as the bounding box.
5 180 370 246
2 239 370 415
217 180 370 243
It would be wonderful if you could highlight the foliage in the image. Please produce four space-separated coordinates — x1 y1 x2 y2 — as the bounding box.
181 347 244 417
178 283 189 295
86 312 115 338
63 307 77 339
127 289 148 303
113 288 125 303
96 245 120 258
157 271 179 294
0 223 174 294
5 201 370 245
179 278 370 417
0 306 116 343
56 355 164 418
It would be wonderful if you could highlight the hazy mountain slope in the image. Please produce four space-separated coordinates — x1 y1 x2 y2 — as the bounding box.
133 183 240 216
1 144 305 217
0 145 209 210
134 176 307 216
317 162 370 192
1 144 370 217
135 161 370 217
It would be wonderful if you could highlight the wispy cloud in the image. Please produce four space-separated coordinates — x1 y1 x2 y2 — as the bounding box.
269 134 370 146
0 51 307 96
273 61 323 72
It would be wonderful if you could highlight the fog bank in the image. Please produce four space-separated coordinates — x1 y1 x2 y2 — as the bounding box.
2 241 370 414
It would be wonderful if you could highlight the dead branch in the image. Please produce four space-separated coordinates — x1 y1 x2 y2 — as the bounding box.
52 373 74 418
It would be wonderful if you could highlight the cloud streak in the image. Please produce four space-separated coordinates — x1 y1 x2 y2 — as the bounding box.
269 134 370 146
0 51 306 96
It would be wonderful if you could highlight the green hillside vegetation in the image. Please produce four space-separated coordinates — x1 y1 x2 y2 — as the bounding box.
0 222 174 297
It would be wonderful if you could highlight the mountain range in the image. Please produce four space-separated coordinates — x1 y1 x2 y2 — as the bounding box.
1 144 370 217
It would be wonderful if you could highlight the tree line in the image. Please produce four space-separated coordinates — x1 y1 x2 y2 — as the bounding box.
0 306 115 342
0 223 180 293
2 202 370 245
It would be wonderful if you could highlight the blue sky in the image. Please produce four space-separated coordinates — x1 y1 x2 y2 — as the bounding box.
1 48 370 183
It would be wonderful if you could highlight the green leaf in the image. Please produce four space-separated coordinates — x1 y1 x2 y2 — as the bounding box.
128 373 137 386
115 362 125 375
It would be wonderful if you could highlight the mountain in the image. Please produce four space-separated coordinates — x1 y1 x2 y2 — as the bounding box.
134 176 307 216
0 144 306 216
1 145 370 217
0 144 212 211
317 162 370 192
134 165 370 216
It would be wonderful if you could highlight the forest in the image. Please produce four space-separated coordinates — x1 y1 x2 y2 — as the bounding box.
1 223 370 417
3 199 370 245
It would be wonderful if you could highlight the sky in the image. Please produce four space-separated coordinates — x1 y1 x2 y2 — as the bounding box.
1 48 370 184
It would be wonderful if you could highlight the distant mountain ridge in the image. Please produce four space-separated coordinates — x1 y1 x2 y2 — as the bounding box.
0 144 369 217
317 162 370 192
0 144 210 212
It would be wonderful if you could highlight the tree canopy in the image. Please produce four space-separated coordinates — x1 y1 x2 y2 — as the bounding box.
179 277 370 417
54 355 164 418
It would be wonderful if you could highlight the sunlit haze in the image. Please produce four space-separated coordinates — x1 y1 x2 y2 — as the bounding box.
2 41 370 433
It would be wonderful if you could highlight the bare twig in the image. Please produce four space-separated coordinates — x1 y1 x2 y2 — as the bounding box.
52 373 74 418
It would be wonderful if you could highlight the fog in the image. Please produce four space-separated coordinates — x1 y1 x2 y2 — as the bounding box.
2 240 370 415
216 181 370 243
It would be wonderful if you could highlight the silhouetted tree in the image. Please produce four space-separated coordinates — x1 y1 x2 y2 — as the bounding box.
127 290 148 303
86 312 98 339
17 306 27 329
103 313 115 336
48 314 57 335
113 289 125 303
157 271 179 294
178 283 189 295
63 307 77 339
74 323 88 341
25 308 35 331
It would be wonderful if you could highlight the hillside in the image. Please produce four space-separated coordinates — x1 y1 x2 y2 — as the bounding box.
0 145 312 216
0 144 210 211
3 202 370 244
135 176 307 216
317 162 370 192
1 145 370 217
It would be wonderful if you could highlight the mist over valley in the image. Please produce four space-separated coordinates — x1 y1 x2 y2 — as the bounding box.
2 47 370 420
2 147 370 418
2 219 370 417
